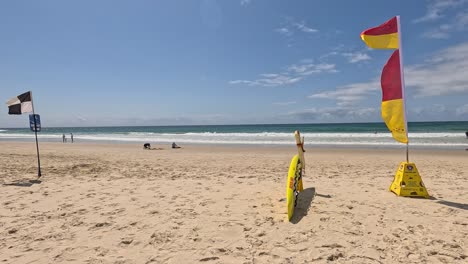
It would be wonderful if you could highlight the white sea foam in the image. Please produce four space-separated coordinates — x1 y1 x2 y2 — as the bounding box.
0 131 466 148
0 133 33 138
127 132 462 138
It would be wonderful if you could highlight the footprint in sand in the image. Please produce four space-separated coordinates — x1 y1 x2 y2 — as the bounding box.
120 238 134 246
199 256 219 262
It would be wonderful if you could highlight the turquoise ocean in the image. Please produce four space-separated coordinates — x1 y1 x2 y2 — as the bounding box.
1 122 467 149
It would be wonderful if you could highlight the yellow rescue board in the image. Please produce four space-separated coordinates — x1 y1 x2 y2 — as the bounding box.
286 154 302 220
286 130 305 221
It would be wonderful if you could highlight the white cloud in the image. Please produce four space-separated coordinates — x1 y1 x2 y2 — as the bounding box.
432 104 447 113
273 101 296 106
315 64 337 72
410 107 424 115
288 107 378 121
406 42 468 96
342 52 372 63
309 42 468 104
76 115 87 122
320 49 371 64
240 0 251 6
230 62 337 87
293 22 318 33
288 63 337 76
275 18 318 37
422 10 468 38
260 73 280 78
319 51 339 59
415 0 468 38
422 30 451 39
455 104 468 115
275 27 293 36
408 104 463 120
413 0 467 23
308 80 380 106
229 74 302 87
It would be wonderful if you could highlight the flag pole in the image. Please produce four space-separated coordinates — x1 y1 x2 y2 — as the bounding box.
397 16 409 162
30 91 42 177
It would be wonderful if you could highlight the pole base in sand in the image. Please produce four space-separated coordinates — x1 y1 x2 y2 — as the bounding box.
389 162 429 198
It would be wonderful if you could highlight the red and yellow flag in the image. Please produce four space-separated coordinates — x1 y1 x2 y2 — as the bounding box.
381 50 408 143
361 16 399 49
361 16 408 144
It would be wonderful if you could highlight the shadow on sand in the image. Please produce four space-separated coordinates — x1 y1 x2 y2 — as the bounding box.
315 193 332 199
3 179 42 187
290 187 316 224
436 200 468 210
398 195 467 211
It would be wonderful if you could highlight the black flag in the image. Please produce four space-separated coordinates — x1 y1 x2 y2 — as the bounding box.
6 91 33 115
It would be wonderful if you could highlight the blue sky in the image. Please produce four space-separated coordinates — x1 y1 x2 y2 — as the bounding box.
1 0 468 127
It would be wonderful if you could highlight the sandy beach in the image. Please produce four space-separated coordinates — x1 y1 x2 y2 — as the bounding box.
0 142 467 263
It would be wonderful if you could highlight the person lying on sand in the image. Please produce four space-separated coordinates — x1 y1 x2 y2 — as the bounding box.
172 142 181 149
143 143 163 150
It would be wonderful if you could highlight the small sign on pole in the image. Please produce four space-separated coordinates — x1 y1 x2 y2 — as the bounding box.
29 114 41 132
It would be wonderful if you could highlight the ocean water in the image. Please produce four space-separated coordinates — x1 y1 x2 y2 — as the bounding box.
0 122 467 149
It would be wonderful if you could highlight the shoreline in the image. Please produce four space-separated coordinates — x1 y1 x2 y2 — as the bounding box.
1 139 467 151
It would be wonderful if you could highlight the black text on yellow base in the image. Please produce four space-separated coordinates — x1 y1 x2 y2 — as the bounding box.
390 162 429 198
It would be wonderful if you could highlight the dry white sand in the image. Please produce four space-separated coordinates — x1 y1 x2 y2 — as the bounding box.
0 142 467 263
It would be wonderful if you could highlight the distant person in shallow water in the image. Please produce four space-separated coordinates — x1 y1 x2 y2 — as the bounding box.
62 134 66 143
172 142 181 149
70 133 74 143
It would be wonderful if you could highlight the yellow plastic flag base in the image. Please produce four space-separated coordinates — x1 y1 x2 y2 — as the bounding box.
389 162 430 198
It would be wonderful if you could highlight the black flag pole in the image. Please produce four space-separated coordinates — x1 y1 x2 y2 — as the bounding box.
30 91 42 177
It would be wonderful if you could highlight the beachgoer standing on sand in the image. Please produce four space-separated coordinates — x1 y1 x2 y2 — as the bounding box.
62 134 66 143
465 131 468 151
70 133 74 143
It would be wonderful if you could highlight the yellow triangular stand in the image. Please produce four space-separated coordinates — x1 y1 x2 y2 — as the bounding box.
390 162 429 198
